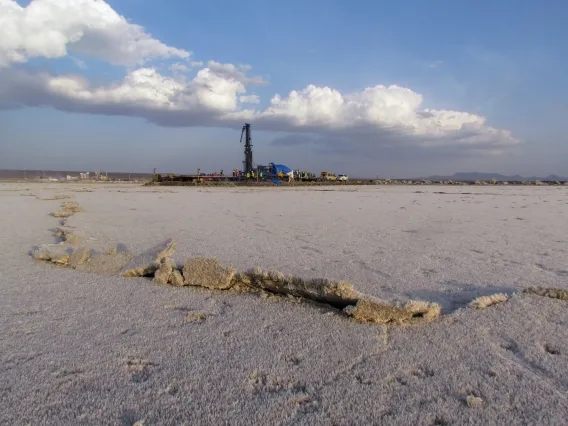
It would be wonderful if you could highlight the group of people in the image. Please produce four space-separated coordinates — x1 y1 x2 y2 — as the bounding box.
229 169 265 180
202 168 295 182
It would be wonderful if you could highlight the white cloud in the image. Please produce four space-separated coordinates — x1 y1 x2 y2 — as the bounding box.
207 60 268 86
170 62 189 73
0 0 189 67
0 0 518 151
0 66 246 118
258 84 516 147
190 61 204 68
239 95 260 104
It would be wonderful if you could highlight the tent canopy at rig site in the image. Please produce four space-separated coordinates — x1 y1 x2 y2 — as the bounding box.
270 163 293 175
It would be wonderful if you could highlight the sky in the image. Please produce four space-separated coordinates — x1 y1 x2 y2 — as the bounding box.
0 0 566 178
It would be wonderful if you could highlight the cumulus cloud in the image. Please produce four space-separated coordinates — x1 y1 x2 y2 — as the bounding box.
207 61 268 86
172 60 205 72
239 95 260 104
170 62 189 73
0 0 518 151
257 85 516 147
0 0 189 67
0 66 247 126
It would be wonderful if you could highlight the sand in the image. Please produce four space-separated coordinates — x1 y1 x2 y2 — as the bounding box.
1 183 567 425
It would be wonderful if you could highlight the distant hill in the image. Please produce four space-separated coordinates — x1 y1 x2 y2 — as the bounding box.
419 172 568 182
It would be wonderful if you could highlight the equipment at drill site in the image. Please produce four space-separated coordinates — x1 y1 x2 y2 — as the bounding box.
151 122 332 184
240 123 254 175
295 170 317 181
320 171 337 181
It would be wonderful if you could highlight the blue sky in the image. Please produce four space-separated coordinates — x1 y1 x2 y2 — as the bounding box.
0 0 566 177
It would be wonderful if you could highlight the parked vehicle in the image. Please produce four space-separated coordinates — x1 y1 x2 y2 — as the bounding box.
337 174 349 181
320 171 337 181
294 170 318 181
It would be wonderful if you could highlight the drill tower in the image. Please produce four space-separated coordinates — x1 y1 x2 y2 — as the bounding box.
240 123 253 174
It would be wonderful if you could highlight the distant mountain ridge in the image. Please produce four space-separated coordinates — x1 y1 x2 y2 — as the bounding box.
419 172 568 182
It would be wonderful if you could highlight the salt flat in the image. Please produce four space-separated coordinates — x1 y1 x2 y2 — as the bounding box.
1 183 567 425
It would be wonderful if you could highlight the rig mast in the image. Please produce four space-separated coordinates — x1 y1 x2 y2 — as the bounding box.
240 123 253 174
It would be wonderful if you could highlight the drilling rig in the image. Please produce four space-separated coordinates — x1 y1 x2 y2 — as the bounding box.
240 123 253 174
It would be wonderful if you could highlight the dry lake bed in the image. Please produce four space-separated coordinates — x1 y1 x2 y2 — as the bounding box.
1 183 567 425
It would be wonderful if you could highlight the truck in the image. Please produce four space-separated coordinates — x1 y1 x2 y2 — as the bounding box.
294 170 318 181
320 171 337 181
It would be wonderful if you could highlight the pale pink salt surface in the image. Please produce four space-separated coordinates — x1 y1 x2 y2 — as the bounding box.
0 183 567 425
